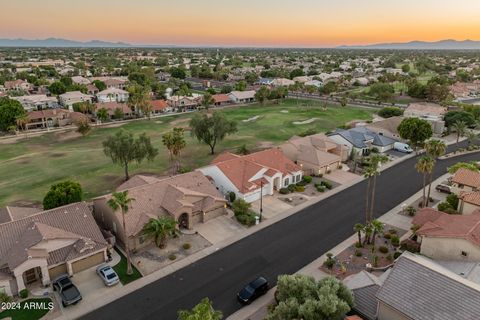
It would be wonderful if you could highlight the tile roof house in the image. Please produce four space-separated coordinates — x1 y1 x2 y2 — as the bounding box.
459 191 480 215
149 99 171 114
198 149 303 203
58 91 93 109
451 168 480 194
0 202 108 296
450 81 480 99
377 252 480 320
96 88 130 103
404 102 447 135
4 79 33 92
346 252 480 320
94 102 133 120
167 95 201 111
328 127 397 156
12 94 58 112
279 133 347 176
227 90 256 104
413 207 480 261
212 94 232 106
26 109 88 129
93 172 227 251
365 116 403 140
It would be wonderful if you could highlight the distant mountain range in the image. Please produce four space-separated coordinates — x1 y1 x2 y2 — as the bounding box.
339 39 480 50
0 38 133 47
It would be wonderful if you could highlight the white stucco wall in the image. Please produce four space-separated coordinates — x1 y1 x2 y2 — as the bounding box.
197 166 239 196
420 237 480 261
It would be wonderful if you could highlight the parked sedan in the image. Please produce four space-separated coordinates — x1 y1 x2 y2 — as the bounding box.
435 184 452 194
52 274 82 307
237 276 269 304
96 264 120 286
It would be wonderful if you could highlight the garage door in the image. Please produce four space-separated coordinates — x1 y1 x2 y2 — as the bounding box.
71 252 105 273
48 264 67 279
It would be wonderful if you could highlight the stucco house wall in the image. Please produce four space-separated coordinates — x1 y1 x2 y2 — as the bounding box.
377 302 411 320
420 237 480 261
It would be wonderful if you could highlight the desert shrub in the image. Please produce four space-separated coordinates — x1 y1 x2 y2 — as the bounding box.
168 254 177 260
355 241 362 248
228 191 236 202
372 255 379 267
302 175 313 183
386 254 393 262
182 243 191 250
371 147 379 154
400 239 421 253
287 184 296 192
378 246 389 254
437 201 453 213
446 193 459 210
19 289 29 299
236 212 257 226
294 185 305 192
323 253 335 269
383 232 391 239
391 235 400 247
316 185 326 192
406 206 416 216
393 251 402 259
321 180 333 189
355 249 362 257
0 293 12 303
279 188 289 194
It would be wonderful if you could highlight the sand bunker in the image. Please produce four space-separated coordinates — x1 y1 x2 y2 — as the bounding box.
293 118 317 125
242 115 260 123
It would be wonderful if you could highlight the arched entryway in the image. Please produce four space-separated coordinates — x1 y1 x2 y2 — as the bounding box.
178 213 189 229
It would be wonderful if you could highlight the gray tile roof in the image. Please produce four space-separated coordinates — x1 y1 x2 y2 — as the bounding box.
330 127 397 148
353 284 380 320
0 207 11 224
376 253 480 320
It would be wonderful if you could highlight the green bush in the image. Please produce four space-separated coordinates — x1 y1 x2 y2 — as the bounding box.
323 253 335 269
168 254 177 260
279 188 290 194
378 106 404 118
321 180 333 189
386 254 393 262
400 239 421 253
371 147 379 153
446 193 459 210
437 201 453 213
296 181 307 187
302 175 313 183
378 246 389 254
182 243 191 250
232 199 251 216
372 255 379 267
316 185 326 192
236 212 257 226
178 167 191 174
406 206 416 216
393 251 402 259
19 289 29 299
354 249 362 257
287 184 296 192
228 191 236 203
355 241 362 248
391 235 400 247
0 292 12 303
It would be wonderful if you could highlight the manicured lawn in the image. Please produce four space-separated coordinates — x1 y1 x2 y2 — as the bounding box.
112 248 143 285
0 98 375 206
0 298 52 320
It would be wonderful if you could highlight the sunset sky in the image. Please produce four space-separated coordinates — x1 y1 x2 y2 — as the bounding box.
1 0 480 47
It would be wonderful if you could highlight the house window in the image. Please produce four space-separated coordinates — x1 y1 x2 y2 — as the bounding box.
462 251 468 257
284 178 290 187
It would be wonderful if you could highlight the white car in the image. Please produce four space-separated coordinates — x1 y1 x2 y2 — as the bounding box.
96 265 120 286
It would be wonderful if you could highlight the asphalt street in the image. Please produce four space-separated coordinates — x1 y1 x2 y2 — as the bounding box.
82 144 478 320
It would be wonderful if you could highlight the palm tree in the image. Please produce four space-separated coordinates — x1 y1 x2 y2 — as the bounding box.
452 120 467 144
363 223 373 245
415 156 434 207
424 139 446 202
107 191 135 275
365 154 388 223
142 216 179 248
178 298 223 320
354 223 364 247
370 220 384 249
466 130 479 147
16 113 29 138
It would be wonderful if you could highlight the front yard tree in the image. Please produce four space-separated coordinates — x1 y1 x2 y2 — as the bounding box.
364 154 388 223
368 82 395 103
267 274 354 320
370 219 384 250
162 127 186 173
425 139 446 201
190 112 237 155
142 217 179 248
0 97 25 132
178 297 223 320
416 156 434 207
103 130 159 181
448 162 480 174
43 180 83 210
397 117 433 151
107 191 135 275
202 92 214 110
255 86 270 105
452 120 467 144
96 108 109 123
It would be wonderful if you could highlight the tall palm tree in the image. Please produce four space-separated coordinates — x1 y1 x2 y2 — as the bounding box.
416 156 434 207
363 223 373 245
424 139 446 202
452 120 467 144
370 220 384 250
107 191 135 275
142 216 179 248
354 223 364 247
366 154 388 222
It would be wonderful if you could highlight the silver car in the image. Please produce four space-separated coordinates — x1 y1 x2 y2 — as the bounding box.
96 264 120 286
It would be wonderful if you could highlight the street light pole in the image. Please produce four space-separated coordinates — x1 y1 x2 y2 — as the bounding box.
259 180 263 222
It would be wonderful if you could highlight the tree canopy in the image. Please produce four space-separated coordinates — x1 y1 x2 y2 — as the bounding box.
177 298 223 320
0 97 25 132
189 112 237 154
103 130 158 180
43 180 83 210
397 117 433 150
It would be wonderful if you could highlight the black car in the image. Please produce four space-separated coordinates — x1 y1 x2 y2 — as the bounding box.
52 274 82 307
435 184 452 194
237 276 269 304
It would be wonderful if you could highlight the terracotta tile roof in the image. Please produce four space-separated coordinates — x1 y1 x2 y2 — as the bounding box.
462 191 480 206
95 102 132 115
452 168 480 189
417 211 480 246
212 94 231 103
27 108 70 120
412 208 444 227
0 202 107 271
149 99 168 111
98 172 227 236
209 149 301 194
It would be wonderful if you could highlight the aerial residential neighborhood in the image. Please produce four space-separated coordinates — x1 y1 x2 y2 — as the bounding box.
1 2 480 320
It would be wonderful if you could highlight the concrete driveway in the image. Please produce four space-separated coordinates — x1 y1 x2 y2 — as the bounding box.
324 170 362 185
195 213 246 245
250 195 293 220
